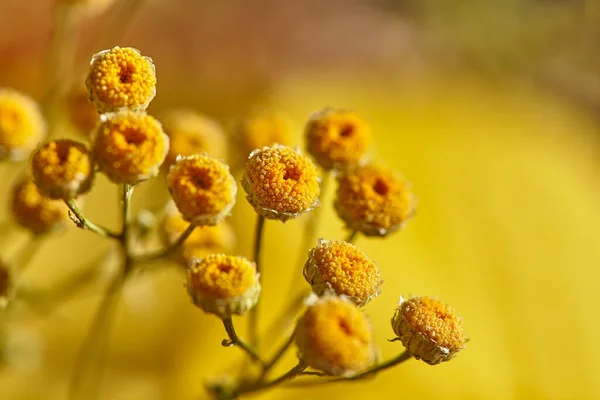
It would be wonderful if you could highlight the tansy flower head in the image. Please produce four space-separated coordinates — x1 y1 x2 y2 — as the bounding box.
391 296 467 365
85 46 156 113
186 254 260 317
233 111 293 161
31 139 94 200
160 109 226 169
304 239 382 307
0 89 46 162
67 86 98 136
335 164 416 237
295 295 376 376
242 144 320 222
305 108 371 171
167 154 237 225
11 176 69 235
0 260 12 309
92 111 169 184
162 206 236 265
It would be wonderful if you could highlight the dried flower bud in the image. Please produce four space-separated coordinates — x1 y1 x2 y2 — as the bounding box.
233 111 293 160
85 46 156 113
0 89 46 162
242 144 320 221
92 111 169 184
0 260 12 309
335 164 416 237
162 206 236 265
67 86 98 136
304 239 382 307
186 254 260 317
305 109 371 171
11 176 69 235
391 296 467 365
31 139 94 200
295 295 376 376
160 109 226 169
167 154 237 225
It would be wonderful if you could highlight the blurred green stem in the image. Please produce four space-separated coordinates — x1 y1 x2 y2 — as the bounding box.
345 230 359 243
249 214 265 348
221 317 265 367
65 199 120 239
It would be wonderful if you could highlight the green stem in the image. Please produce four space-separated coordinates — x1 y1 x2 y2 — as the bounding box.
260 332 296 379
64 199 120 239
345 230 359 244
133 223 196 262
221 317 264 367
234 362 306 397
248 214 265 348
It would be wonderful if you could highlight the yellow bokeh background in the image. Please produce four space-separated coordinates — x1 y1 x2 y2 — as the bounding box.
2 1 600 399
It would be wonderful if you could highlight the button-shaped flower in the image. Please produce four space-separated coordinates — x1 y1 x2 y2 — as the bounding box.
335 164 416 237
186 254 260 318
242 144 320 221
295 295 376 376
391 296 467 365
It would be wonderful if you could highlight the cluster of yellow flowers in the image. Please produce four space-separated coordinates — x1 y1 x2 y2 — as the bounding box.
0 45 467 399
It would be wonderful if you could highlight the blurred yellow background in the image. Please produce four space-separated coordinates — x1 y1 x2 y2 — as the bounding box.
1 1 600 399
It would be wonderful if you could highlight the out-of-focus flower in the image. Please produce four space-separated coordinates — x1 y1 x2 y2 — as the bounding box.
0 89 46 162
186 254 260 318
31 139 94 200
335 164 416 237
295 295 376 376
167 154 237 225
66 86 98 136
11 176 69 235
232 112 293 163
304 239 382 307
305 108 371 171
242 144 320 221
391 296 466 365
161 206 236 265
85 46 156 114
160 109 227 169
92 111 169 184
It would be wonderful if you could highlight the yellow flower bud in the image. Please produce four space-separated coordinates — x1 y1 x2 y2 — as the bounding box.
160 109 227 169
85 46 156 113
31 139 94 200
11 176 70 235
295 295 376 376
391 296 467 365
166 154 237 225
304 239 382 307
186 254 260 318
242 144 320 221
0 89 46 162
335 164 416 237
92 111 169 184
305 108 371 171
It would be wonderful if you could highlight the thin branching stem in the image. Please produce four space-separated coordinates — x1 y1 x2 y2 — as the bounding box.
345 230 359 244
133 223 196 262
64 199 120 239
260 331 296 379
248 214 265 348
233 362 307 397
221 317 265 367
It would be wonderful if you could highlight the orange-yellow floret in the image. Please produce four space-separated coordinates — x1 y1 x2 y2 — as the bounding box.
167 154 237 225
242 144 320 221
160 109 226 169
335 164 416 237
295 295 375 376
32 139 94 199
162 208 236 265
85 46 156 113
233 112 293 160
304 239 382 306
0 89 46 162
392 296 466 365
92 111 168 184
11 176 69 235
186 254 260 317
305 109 371 170
67 87 98 136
